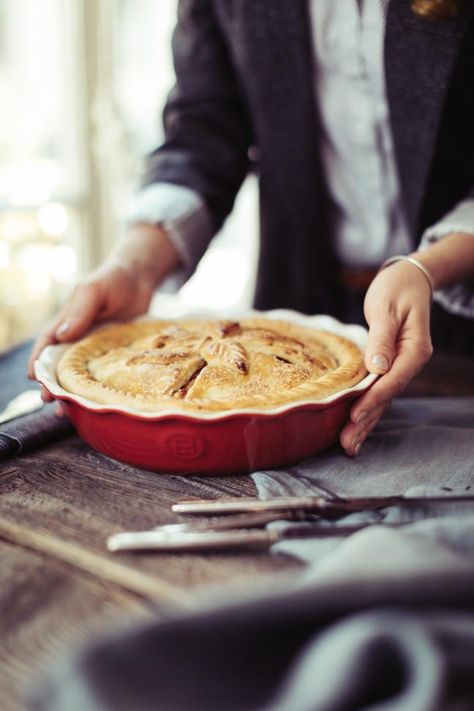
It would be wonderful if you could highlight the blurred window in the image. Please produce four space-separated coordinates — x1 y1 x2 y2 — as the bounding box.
0 0 84 348
0 0 256 351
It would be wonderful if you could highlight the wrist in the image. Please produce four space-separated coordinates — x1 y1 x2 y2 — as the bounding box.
409 250 441 291
111 223 182 288
379 255 434 300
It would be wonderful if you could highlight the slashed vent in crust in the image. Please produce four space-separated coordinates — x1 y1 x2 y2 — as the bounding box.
57 318 367 412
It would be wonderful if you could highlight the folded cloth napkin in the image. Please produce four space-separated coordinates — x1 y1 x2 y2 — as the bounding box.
30 569 474 711
0 403 72 460
0 341 72 460
251 397 474 567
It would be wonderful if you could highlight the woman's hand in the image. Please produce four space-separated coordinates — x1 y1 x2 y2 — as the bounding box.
28 223 181 397
339 259 433 456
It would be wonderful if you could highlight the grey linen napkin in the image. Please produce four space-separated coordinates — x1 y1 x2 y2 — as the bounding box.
0 341 72 460
251 397 474 568
30 571 474 711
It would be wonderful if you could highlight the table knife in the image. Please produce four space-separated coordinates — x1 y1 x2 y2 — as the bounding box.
107 522 378 553
172 494 474 516
153 509 312 533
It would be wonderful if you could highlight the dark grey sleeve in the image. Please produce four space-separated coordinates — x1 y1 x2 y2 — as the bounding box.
142 0 253 236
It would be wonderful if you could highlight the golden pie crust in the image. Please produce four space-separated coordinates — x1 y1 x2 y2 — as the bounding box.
57 318 367 412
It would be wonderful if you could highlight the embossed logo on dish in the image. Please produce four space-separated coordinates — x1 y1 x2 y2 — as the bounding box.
165 433 205 459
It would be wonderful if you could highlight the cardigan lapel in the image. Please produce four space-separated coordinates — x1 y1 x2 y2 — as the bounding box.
238 1 324 200
385 0 473 239
237 0 340 305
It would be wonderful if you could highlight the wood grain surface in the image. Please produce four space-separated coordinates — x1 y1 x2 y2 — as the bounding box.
0 440 300 592
0 540 152 711
0 438 300 710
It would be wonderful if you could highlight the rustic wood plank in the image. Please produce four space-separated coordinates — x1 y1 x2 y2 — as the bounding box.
0 441 301 710
0 540 153 711
0 518 196 609
0 440 301 599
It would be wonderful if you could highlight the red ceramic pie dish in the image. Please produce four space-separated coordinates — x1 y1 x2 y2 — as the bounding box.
35 311 376 475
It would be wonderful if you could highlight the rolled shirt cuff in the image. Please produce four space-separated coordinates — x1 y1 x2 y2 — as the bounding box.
419 199 474 319
125 182 214 278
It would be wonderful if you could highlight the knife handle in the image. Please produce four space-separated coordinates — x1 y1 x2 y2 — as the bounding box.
107 529 279 552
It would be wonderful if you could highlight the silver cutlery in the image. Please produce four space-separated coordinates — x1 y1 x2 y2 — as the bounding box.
107 510 318 553
107 491 474 553
172 494 474 517
0 389 44 425
151 510 313 533
107 521 378 553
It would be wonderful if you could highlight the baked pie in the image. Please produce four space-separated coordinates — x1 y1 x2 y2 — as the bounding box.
57 318 367 412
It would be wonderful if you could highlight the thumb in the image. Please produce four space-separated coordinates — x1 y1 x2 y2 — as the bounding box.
365 312 399 374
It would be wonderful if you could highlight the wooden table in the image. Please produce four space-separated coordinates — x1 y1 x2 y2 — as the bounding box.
1 351 473 710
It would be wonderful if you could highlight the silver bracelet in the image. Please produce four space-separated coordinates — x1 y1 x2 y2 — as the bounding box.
379 255 434 301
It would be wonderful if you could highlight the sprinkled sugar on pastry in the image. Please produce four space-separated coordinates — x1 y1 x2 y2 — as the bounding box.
57 318 367 413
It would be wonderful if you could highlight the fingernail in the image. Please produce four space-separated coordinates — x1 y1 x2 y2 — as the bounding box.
355 410 367 425
351 436 359 451
56 322 70 337
354 442 362 456
371 354 389 373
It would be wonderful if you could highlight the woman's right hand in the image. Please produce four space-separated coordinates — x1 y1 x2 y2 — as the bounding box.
28 223 181 394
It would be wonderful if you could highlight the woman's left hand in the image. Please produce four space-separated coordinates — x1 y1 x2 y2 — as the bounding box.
339 259 433 456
